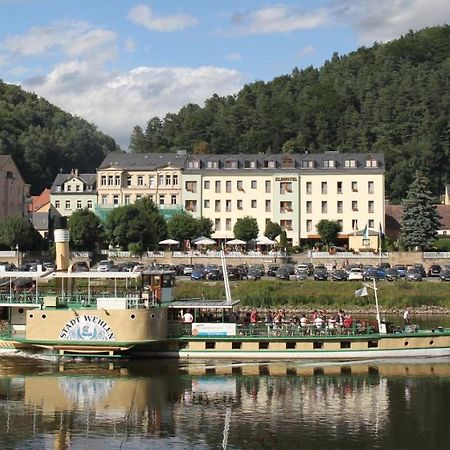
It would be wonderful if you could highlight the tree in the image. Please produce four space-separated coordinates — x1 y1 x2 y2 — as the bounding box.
68 209 104 250
0 216 38 250
316 219 342 249
129 125 147 153
233 216 258 242
105 197 166 250
195 216 213 238
167 211 198 243
399 170 441 250
264 221 281 240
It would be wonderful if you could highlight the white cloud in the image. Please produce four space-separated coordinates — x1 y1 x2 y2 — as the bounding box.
332 0 450 44
128 4 198 32
225 52 242 61
124 38 136 52
22 63 244 148
231 5 329 35
297 45 315 58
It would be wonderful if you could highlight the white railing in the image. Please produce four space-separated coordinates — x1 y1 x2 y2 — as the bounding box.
309 251 389 259
0 251 16 257
172 250 286 258
423 252 450 259
70 251 92 258
101 250 165 258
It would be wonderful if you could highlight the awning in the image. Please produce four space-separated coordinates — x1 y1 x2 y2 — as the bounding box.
167 299 240 309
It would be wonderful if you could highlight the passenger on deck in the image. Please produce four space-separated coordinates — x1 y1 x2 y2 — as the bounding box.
403 309 411 326
182 310 194 323
314 315 324 330
343 315 353 330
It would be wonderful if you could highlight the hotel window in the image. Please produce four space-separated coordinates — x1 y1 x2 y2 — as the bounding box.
158 175 164 186
251 180 257 189
101 195 107 205
323 159 335 168
127 176 132 187
101 175 107 186
204 199 210 208
226 180 232 193
251 200 257 208
244 160 257 168
306 181 312 194
368 200 374 213
149 195 154 202
185 200 197 212
263 160 276 169
137 176 144 186
215 218 221 231
366 158 378 168
185 181 197 193
337 219 343 229
115 175 121 186
136 195 142 201
188 159 200 169
149 176 155 188
368 181 374 194
87 200 92 209
280 182 292 194
344 159 357 168
215 200 221 212
306 220 312 232
215 181 221 193
337 181 343 194
65 200 71 209
369 219 375 229
173 174 178 186
321 201 328 213
351 181 358 192
204 180 210 189
301 160 314 169
265 200 271 212
237 180 244 191
108 175 113 186
224 159 238 169
207 160 218 169
113 195 119 206
159 195 165 205
226 218 232 230
306 201 312 214
226 200 232 212
337 200 343 213
352 219 358 230
165 175 171 185
352 200 358 211
55 200 60 208
265 180 271 193
237 199 243 210
280 201 292 213
321 182 327 194
282 157 294 168
171 195 177 205
124 195 131 205
76 200 82 209
281 219 293 231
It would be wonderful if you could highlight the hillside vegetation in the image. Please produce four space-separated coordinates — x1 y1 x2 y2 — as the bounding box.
131 26 450 202
0 81 118 194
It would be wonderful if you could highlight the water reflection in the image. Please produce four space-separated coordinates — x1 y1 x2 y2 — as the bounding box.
0 355 449 449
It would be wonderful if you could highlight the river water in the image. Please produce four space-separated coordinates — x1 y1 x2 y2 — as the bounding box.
0 316 449 450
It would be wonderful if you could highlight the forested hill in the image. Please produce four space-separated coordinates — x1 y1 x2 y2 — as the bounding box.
130 26 450 203
0 82 118 194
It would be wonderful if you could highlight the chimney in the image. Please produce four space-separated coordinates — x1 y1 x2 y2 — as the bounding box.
75 168 79 177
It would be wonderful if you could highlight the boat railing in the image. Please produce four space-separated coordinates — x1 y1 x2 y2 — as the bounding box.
0 292 43 304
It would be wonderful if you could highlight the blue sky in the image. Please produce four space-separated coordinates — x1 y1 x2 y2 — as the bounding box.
1 0 449 148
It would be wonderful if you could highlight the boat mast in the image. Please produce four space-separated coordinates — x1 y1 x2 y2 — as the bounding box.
220 248 232 304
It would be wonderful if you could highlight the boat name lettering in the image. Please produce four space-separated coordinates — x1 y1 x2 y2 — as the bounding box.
59 315 115 341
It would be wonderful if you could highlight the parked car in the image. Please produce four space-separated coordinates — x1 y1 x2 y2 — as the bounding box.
97 260 114 271
275 267 291 281
250 264 265 276
191 268 206 280
331 269 348 281
348 267 364 281
228 266 246 280
385 268 400 281
427 264 442 277
183 265 194 276
295 269 309 281
296 263 313 276
247 269 262 280
205 269 222 281
267 265 279 277
313 265 328 281
364 267 386 280
394 264 407 277
71 261 89 272
412 263 426 278
406 269 422 281
439 270 450 282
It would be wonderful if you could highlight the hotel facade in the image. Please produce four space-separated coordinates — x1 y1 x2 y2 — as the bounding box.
77 151 385 246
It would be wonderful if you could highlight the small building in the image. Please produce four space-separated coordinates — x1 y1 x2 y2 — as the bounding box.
348 229 380 252
0 155 30 219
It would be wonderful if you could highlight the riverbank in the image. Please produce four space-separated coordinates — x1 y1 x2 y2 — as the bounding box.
174 279 450 313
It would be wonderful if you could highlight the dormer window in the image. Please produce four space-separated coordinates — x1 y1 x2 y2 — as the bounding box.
263 160 276 169
301 160 315 169
366 158 378 168
323 159 335 168
188 159 200 169
206 160 218 169
282 156 295 169
344 159 357 168
244 160 257 169
224 159 238 169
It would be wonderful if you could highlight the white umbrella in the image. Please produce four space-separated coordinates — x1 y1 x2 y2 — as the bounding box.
255 236 276 245
226 238 246 245
194 237 216 246
159 239 180 245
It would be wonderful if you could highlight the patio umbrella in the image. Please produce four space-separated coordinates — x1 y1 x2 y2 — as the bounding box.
255 236 276 245
193 237 216 246
159 238 180 250
226 238 246 245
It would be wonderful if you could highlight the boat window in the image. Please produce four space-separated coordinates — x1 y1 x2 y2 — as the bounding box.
368 341 378 348
162 276 174 288
259 342 269 349
179 341 188 350
340 341 351 349
313 342 323 349
205 342 216 349
286 342 296 349
232 342 242 349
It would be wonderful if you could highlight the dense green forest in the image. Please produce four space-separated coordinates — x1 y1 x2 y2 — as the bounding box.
130 26 450 203
0 81 118 194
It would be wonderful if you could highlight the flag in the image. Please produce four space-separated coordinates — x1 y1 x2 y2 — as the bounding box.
363 224 369 240
379 222 384 239
355 286 368 297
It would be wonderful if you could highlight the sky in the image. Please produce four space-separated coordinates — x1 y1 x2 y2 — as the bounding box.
1 0 449 149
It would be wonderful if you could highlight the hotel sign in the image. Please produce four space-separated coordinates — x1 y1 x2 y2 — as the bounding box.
60 315 115 341
275 177 297 181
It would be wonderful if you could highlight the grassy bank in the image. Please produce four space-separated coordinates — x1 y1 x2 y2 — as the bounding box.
174 280 450 311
